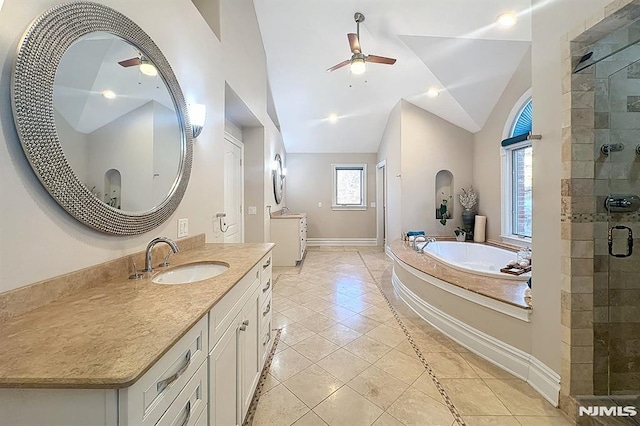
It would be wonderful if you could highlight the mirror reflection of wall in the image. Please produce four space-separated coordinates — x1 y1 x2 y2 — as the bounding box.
53 32 181 213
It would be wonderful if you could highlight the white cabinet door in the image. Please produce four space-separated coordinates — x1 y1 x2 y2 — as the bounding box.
240 285 261 419
209 314 240 426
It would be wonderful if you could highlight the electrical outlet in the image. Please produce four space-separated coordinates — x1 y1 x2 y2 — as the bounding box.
177 218 188 238
318 202 322 208
248 206 257 215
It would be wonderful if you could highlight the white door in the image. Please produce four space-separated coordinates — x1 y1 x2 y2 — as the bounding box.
224 135 243 242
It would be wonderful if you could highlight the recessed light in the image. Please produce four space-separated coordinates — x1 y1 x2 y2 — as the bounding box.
328 113 338 123
427 87 440 98
102 89 116 99
497 12 518 28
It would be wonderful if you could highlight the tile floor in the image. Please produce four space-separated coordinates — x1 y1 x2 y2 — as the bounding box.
251 246 573 426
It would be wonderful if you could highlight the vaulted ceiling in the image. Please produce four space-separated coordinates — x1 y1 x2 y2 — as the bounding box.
253 0 532 153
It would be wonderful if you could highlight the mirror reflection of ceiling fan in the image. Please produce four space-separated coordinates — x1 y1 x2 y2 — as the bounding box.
327 12 397 74
118 55 158 76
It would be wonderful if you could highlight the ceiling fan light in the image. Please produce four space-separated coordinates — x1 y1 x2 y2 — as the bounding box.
350 58 366 75
139 59 158 76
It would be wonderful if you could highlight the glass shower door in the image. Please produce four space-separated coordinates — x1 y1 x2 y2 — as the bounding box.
597 50 640 401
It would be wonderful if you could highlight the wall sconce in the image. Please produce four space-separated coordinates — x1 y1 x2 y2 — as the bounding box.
190 103 206 138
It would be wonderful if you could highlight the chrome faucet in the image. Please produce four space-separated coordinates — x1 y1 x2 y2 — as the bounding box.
281 206 290 215
144 237 179 273
413 236 436 253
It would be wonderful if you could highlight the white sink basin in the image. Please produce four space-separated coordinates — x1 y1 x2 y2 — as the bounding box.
152 262 229 285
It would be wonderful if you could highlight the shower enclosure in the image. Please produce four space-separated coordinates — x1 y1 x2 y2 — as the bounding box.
593 46 639 399
565 8 640 425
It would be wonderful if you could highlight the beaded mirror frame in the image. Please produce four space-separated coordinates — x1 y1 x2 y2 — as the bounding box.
11 1 193 235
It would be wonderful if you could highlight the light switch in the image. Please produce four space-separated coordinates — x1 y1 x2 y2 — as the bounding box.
248 206 257 215
177 218 188 238
371 202 376 208
318 202 322 208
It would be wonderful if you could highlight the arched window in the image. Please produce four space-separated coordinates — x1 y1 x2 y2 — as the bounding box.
511 99 532 137
501 94 533 243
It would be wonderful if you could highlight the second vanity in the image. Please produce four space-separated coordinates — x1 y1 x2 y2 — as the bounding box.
0 242 274 426
270 211 307 266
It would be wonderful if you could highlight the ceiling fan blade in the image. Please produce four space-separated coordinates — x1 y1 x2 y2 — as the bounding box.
348 33 361 53
367 55 397 65
326 60 350 72
118 57 141 67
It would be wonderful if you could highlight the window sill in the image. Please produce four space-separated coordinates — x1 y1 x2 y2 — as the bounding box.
500 234 532 248
331 205 367 211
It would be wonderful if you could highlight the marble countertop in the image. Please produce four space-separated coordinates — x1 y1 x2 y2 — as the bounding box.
270 211 306 219
0 243 274 389
390 240 530 309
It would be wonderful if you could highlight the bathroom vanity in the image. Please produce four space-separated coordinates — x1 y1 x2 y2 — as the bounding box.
0 243 274 426
270 212 307 266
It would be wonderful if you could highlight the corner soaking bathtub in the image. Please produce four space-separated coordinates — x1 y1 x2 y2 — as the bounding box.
416 241 530 281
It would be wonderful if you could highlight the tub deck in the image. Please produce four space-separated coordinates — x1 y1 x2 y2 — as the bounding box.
390 239 530 309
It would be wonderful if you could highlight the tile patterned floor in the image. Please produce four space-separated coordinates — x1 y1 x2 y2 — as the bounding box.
250 246 573 426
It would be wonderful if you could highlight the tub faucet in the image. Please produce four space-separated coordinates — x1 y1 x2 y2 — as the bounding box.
413 236 436 253
144 237 179 273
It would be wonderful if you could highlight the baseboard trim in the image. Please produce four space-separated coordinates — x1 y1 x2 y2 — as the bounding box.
392 270 560 406
306 238 378 246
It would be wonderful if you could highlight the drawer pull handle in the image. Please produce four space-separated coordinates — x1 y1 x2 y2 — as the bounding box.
263 331 271 346
240 319 249 331
263 258 271 269
263 302 271 317
262 280 271 293
180 401 191 426
157 349 191 393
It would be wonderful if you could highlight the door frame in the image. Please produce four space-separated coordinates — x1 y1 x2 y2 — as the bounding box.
224 132 245 243
376 159 387 248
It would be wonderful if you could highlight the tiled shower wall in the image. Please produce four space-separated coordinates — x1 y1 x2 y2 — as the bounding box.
592 23 640 394
560 0 640 415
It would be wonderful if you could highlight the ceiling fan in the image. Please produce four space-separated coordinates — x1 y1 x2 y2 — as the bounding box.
327 12 397 74
118 55 158 76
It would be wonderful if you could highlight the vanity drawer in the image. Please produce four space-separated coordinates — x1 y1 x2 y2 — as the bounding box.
259 275 272 306
260 254 272 286
260 319 273 365
119 315 208 426
209 266 259 349
260 294 272 331
156 361 207 426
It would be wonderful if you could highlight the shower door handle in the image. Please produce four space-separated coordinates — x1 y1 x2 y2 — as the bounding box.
608 226 633 258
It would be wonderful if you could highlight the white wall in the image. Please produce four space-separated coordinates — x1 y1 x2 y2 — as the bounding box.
376 100 474 244
0 0 273 293
529 0 612 373
377 101 402 243
473 48 532 241
285 153 377 240
401 101 474 237
88 102 154 211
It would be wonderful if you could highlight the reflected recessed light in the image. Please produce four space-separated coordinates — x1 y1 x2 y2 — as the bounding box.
427 87 440 98
497 12 518 28
328 113 338 123
102 89 116 99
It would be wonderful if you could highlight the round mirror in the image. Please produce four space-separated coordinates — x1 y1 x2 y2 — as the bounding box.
54 32 182 213
11 2 192 235
272 154 284 204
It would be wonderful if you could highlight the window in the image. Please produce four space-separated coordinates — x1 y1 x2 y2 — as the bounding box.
501 94 533 243
332 164 367 210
